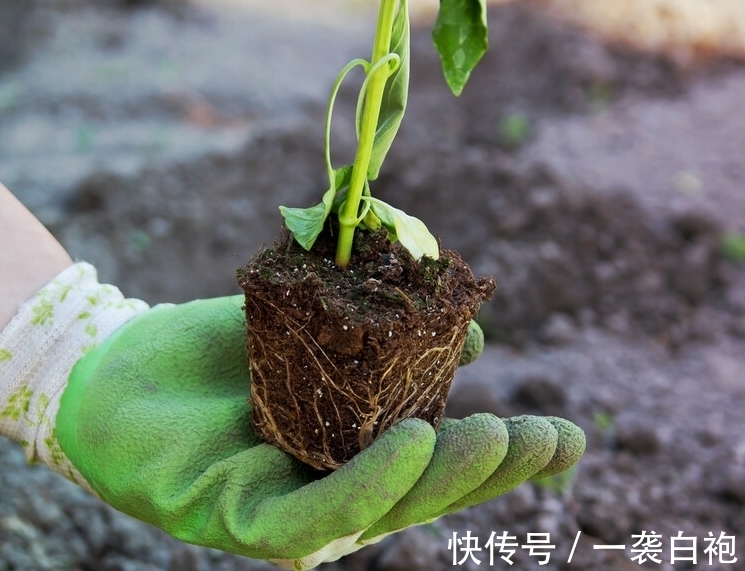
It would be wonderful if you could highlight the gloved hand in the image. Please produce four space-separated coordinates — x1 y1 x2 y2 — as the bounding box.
0 263 585 571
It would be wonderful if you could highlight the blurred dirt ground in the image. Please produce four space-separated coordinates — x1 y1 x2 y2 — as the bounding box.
2 1 745 570
534 0 745 61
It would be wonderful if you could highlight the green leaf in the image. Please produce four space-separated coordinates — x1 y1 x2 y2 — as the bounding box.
368 0 410 180
368 198 439 260
280 202 327 251
432 0 488 96
280 166 353 251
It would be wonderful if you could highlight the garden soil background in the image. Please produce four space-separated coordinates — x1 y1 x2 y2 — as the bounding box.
2 0 745 569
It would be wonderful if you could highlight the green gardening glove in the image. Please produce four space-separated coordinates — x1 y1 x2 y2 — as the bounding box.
0 264 585 571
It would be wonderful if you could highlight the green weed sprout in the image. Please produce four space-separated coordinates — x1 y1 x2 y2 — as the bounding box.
280 0 489 267
722 232 745 263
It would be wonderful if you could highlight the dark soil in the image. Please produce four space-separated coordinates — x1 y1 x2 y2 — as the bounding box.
3 1 745 570
238 227 495 470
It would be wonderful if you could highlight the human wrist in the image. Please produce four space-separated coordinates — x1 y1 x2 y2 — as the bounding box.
0 262 148 485
0 184 74 330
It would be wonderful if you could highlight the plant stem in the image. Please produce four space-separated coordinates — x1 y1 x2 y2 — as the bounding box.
335 0 398 267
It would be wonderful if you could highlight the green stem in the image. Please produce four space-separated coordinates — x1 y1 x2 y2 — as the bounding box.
335 0 398 267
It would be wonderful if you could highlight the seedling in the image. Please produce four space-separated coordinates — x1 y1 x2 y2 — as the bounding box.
722 232 745 263
237 0 495 470
499 111 530 149
280 0 489 267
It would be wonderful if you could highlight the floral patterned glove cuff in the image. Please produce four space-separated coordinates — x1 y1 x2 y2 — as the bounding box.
0 262 148 486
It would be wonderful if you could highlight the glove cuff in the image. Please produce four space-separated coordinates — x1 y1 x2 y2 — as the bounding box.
0 262 148 485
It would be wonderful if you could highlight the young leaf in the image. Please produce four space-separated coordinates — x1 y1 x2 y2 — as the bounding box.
368 0 410 180
280 198 331 252
369 198 439 260
280 166 353 251
432 0 488 96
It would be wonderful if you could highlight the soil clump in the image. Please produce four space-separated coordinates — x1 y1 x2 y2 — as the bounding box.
238 226 495 470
